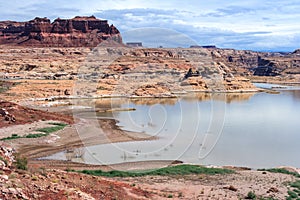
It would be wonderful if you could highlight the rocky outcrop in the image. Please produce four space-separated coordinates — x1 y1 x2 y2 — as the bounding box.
210 48 300 77
77 47 259 97
0 143 14 172
133 84 171 96
0 16 122 47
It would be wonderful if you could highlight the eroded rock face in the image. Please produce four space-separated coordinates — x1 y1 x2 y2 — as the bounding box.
210 48 300 76
79 47 259 97
0 16 122 47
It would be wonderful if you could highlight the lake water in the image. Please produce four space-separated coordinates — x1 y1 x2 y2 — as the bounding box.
45 86 300 169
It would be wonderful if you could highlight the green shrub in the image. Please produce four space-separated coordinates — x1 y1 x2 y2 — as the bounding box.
15 155 27 170
286 180 300 199
25 133 46 138
288 190 298 198
290 181 300 190
258 168 300 178
65 168 75 172
246 191 256 199
1 134 22 141
80 164 233 177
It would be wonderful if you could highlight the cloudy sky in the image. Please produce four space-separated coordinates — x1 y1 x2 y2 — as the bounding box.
1 0 300 51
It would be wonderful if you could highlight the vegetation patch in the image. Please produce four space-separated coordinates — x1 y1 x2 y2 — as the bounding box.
36 122 67 134
0 123 67 140
259 168 300 199
258 168 300 178
245 191 256 199
25 133 47 138
78 164 234 178
0 134 22 141
15 154 27 170
285 180 300 199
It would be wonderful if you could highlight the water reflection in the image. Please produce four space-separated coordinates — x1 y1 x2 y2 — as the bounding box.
182 93 255 103
74 92 256 108
290 90 300 101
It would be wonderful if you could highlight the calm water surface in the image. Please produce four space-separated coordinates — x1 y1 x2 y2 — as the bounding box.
46 87 300 168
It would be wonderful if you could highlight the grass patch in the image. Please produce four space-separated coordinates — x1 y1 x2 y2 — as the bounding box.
287 180 300 199
36 123 67 134
258 168 300 178
0 134 22 141
78 164 233 178
284 180 300 200
0 123 67 141
25 133 47 138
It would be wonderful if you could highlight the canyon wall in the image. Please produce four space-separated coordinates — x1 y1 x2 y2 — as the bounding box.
0 16 122 47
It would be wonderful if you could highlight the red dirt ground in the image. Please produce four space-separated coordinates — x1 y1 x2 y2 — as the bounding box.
0 100 73 128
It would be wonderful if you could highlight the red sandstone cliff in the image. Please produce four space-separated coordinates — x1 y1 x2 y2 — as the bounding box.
0 16 122 47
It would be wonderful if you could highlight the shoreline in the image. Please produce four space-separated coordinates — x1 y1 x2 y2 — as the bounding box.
20 88 264 106
1 82 300 172
2 117 158 168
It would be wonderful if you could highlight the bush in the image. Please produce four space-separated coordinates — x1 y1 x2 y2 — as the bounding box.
288 190 298 198
25 133 46 138
246 191 256 199
15 155 27 170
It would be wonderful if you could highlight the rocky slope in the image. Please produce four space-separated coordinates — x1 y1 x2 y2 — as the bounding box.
0 16 122 47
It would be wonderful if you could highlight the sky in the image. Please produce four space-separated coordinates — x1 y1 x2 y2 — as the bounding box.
1 0 300 51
